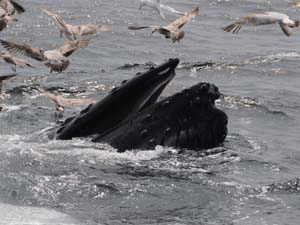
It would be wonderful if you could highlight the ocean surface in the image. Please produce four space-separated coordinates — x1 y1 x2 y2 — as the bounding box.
0 0 300 224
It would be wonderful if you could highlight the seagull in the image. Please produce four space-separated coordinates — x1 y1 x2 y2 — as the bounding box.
0 51 34 72
288 1 300 7
139 0 184 19
224 12 299 36
42 8 112 41
129 6 199 43
0 0 25 16
33 83 96 113
0 74 16 95
0 6 17 32
0 39 90 73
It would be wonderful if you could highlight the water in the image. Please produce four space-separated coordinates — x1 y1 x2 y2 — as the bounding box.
1 0 300 224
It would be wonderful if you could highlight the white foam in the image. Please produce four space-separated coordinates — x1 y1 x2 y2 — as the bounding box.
0 203 80 225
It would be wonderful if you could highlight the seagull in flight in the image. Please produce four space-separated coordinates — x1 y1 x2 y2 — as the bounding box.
0 51 34 72
42 8 112 41
139 0 184 19
33 83 96 113
0 39 90 73
0 0 25 16
224 12 299 36
129 6 199 43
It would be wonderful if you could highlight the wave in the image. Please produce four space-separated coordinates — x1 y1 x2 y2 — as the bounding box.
266 177 300 193
219 94 292 119
115 61 156 70
242 52 300 65
168 52 300 73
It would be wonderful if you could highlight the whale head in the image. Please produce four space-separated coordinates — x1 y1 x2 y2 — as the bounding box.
52 58 180 140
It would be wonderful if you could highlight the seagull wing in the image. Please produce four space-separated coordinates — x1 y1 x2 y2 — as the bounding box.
279 22 292 36
79 25 97 36
42 8 70 32
94 25 112 31
79 24 112 36
62 98 97 106
224 13 277 33
128 25 160 31
0 39 45 61
34 84 63 106
0 74 16 82
10 0 25 14
13 56 34 68
0 19 7 32
56 39 90 57
128 25 152 30
166 6 199 31
35 84 96 106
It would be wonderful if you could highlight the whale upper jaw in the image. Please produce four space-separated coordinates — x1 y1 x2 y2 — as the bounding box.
51 58 180 140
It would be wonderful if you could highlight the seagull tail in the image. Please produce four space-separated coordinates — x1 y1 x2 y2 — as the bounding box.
45 60 70 73
172 31 185 43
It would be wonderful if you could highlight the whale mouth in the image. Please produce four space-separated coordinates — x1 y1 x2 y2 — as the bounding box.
52 58 180 140
130 58 180 112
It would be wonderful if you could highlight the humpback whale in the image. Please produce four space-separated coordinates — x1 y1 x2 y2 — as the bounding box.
49 58 228 152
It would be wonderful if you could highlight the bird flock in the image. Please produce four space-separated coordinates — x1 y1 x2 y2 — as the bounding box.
1 0 300 109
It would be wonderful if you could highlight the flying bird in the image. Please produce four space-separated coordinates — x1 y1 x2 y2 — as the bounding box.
139 0 184 19
33 83 96 113
42 8 112 41
0 39 90 73
224 12 299 36
0 0 25 16
129 6 199 43
288 1 300 7
0 51 34 72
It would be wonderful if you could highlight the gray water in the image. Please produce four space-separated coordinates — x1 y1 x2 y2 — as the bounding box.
0 0 300 224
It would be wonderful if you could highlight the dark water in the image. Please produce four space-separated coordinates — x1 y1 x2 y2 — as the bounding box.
1 0 300 224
